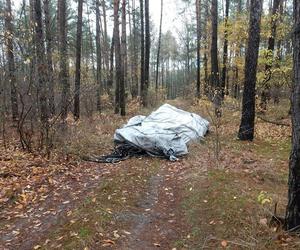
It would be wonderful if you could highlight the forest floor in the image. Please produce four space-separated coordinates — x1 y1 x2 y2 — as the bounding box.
0 97 297 249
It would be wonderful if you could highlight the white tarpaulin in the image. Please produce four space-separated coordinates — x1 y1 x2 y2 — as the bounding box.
114 104 209 160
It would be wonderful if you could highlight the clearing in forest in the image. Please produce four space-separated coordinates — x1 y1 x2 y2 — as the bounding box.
0 99 296 249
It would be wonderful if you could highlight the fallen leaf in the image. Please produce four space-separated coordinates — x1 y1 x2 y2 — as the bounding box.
44 239 50 245
113 230 120 239
221 240 228 248
102 239 115 246
259 218 268 226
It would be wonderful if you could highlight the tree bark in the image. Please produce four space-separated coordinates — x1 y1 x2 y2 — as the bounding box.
34 0 49 126
196 0 201 99
221 0 229 100
203 0 209 96
232 0 242 99
74 0 83 120
285 0 300 231
5 0 19 121
43 0 55 116
108 29 115 99
96 0 102 113
120 0 126 116
140 0 145 101
131 0 139 98
238 0 263 141
102 0 110 91
155 0 163 93
113 0 121 114
211 0 221 116
143 0 150 106
58 0 69 121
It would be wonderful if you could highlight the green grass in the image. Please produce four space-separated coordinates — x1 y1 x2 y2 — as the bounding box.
177 167 289 249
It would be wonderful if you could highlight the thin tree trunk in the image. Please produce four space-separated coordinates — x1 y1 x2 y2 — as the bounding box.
140 0 145 101
86 3 96 80
74 0 83 120
238 0 263 141
34 0 49 125
196 0 201 99
203 0 209 96
102 0 110 91
43 0 55 116
232 0 242 99
113 0 121 114
96 0 102 113
221 0 229 100
5 0 19 121
259 0 281 112
120 0 126 116
155 0 163 92
58 0 69 121
211 0 221 116
108 29 115 98
143 0 150 106
131 0 139 98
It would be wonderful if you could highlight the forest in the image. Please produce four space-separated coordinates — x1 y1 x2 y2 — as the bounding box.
1 0 300 249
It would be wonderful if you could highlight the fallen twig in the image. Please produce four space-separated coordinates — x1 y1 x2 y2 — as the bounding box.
257 115 290 127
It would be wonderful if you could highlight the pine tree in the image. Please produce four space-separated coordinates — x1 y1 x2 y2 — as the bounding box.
238 0 263 141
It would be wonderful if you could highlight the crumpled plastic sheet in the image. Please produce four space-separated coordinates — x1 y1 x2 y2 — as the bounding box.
114 104 209 161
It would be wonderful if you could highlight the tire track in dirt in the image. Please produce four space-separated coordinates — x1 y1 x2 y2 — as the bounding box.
117 160 199 250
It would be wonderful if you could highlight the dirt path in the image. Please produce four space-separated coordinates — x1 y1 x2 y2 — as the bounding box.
0 156 207 250
116 159 206 250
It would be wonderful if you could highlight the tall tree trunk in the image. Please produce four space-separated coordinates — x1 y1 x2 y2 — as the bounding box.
86 2 96 81
131 0 139 98
120 0 126 116
34 0 49 128
196 0 201 99
238 0 263 141
29 0 37 105
74 0 83 120
113 0 121 114
43 0 55 116
285 0 300 231
203 0 209 95
58 0 69 121
143 0 150 106
211 0 221 116
96 0 102 113
108 29 115 99
102 0 110 91
4 0 19 121
221 0 229 100
155 0 163 92
232 0 242 99
273 0 284 104
140 0 145 101
259 0 281 112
